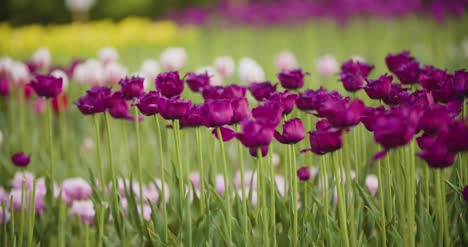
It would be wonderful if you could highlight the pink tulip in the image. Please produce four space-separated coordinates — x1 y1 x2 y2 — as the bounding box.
70 200 95 225
0 57 13 77
215 175 225 195
238 57 265 84
365 174 379 196
138 204 152 221
61 178 92 205
36 177 60 198
214 56 235 79
316 54 339 76
274 51 298 71
103 62 127 85
10 171 35 191
10 62 30 86
0 187 8 204
189 172 200 190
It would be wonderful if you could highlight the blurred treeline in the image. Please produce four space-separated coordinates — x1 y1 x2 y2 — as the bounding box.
0 0 217 25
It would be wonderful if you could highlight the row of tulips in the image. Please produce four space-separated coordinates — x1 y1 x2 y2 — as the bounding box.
0 49 467 246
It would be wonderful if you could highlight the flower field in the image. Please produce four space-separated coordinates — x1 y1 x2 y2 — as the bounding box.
0 12 468 247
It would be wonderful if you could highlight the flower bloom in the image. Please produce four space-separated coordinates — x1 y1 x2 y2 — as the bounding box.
61 178 93 205
155 71 184 98
160 47 187 71
249 81 277 101
385 51 420 84
274 51 298 71
185 72 210 92
340 60 374 92
158 96 192 120
318 97 365 129
136 91 161 116
364 74 393 100
316 54 339 76
70 200 95 225
31 48 51 70
274 118 305 144
268 90 297 115
277 69 308 89
29 74 63 98
107 91 134 121
98 47 118 65
119 76 145 100
238 57 265 84
302 120 343 155
75 86 111 115
214 56 235 78
297 166 311 181
365 175 378 196
236 119 275 148
11 152 30 167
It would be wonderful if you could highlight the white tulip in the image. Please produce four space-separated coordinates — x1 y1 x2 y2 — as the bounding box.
98 47 118 65
10 61 30 85
214 56 235 78
103 62 127 85
140 59 160 81
0 57 13 77
160 47 187 71
31 48 51 70
238 57 265 84
365 174 379 197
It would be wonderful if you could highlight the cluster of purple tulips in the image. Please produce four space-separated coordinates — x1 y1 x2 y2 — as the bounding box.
1 49 468 246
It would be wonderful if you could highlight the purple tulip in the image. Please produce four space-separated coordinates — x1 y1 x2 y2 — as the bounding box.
75 86 111 115
339 60 374 92
155 71 184 97
418 66 450 91
418 105 450 135
205 99 234 127
452 69 468 97
249 145 269 157
318 97 364 129
185 72 210 92
0 78 9 97
277 69 308 89
268 90 297 115
29 74 63 98
252 101 283 127
107 91 134 121
231 97 250 124
11 152 30 167
297 166 311 181
360 106 386 131
463 186 468 202
274 118 305 144
382 84 409 105
364 74 393 99
444 120 468 153
180 104 208 128
158 96 192 120
202 85 246 100
236 119 275 148
385 51 420 84
341 60 374 76
295 87 342 112
431 78 458 103
416 133 437 150
249 81 277 101
418 138 456 169
119 76 145 100
302 120 343 155
373 107 419 149
399 90 434 109
212 126 236 142
136 91 161 116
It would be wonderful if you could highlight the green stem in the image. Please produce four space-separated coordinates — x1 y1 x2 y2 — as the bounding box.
342 134 356 247
291 146 299 247
93 115 105 192
2 203 7 247
321 156 330 243
85 223 90 247
384 152 393 223
97 203 105 247
195 127 206 213
26 180 37 247
216 127 232 244
133 107 144 222
104 112 117 192
331 152 350 247
268 145 277 246
19 87 26 149
47 99 55 182
423 166 430 211
18 180 26 247
173 120 191 246
58 200 65 247
9 196 15 244
257 147 270 247
377 160 387 247
407 144 415 247
236 125 249 246
154 116 168 243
